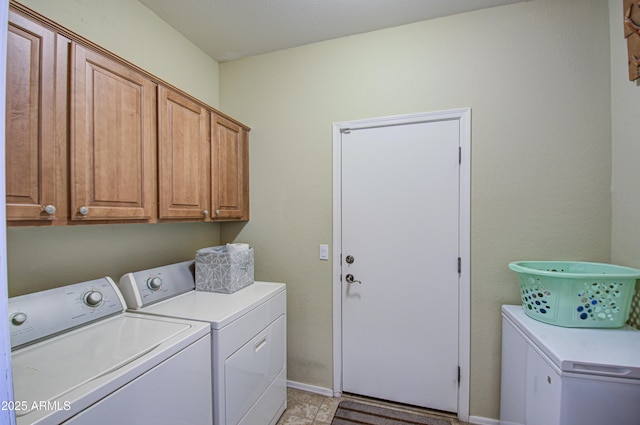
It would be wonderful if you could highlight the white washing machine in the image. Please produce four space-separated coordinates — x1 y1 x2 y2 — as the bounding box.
501 304 640 425
9 276 212 425
117 260 286 425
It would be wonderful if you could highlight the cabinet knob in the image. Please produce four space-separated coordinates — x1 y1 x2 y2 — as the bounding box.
203 210 209 217
44 205 56 215
215 209 220 216
79 206 90 216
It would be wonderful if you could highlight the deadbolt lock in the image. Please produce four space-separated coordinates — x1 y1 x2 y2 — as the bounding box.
345 255 354 264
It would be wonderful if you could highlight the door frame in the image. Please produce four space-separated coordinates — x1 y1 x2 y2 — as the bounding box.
331 108 471 422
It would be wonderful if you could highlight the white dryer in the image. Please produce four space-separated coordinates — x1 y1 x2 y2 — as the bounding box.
118 260 287 425
9 276 212 425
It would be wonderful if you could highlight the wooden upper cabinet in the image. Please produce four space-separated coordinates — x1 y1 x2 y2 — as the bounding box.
6 4 250 225
71 44 156 221
5 11 61 223
158 86 210 220
211 114 249 221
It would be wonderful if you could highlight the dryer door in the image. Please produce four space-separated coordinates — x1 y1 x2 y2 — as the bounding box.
225 315 285 425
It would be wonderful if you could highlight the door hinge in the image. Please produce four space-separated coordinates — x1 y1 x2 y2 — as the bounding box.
457 257 461 274
458 147 462 164
458 366 461 385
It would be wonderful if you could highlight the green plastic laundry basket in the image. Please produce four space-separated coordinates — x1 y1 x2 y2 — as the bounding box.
508 261 640 328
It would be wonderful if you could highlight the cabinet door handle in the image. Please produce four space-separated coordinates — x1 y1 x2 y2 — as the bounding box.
44 205 56 215
203 210 209 217
254 337 267 353
79 206 89 216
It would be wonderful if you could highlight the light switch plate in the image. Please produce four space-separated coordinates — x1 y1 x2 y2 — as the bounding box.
319 244 329 260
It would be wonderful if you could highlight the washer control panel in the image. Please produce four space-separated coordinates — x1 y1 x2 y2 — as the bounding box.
8 277 125 349
118 261 195 310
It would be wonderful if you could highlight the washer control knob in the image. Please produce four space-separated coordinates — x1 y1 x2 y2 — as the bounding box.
147 277 163 291
84 291 103 307
11 312 27 326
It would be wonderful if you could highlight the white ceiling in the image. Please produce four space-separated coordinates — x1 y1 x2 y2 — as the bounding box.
139 0 527 62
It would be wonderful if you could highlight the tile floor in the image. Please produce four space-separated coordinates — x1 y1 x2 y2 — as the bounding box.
277 388 340 425
276 387 471 425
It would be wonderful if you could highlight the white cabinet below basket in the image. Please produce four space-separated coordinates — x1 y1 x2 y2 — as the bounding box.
524 344 562 425
500 305 640 425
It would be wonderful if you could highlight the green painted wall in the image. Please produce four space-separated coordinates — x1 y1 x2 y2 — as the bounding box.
609 0 640 328
219 0 611 419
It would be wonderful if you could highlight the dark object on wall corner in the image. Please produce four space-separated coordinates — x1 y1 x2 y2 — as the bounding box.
624 0 640 81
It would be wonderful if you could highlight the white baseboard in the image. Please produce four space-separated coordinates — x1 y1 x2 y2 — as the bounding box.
468 416 501 425
286 380 335 397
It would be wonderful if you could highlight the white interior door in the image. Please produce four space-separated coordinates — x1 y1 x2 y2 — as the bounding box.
341 117 460 412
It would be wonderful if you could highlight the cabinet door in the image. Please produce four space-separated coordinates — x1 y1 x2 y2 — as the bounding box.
525 345 562 425
71 44 156 221
211 114 249 221
5 11 57 222
500 318 527 425
158 86 210 220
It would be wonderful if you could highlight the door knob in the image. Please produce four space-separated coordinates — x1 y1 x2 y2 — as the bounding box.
345 274 361 284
